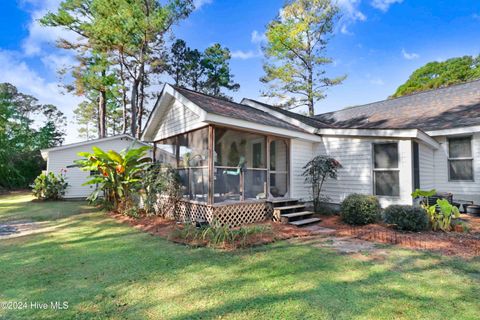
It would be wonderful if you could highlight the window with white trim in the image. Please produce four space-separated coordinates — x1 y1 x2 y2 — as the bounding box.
373 142 400 196
448 136 473 181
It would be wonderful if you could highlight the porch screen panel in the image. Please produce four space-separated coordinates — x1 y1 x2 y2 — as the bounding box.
270 140 288 198
373 143 400 197
157 127 209 202
214 128 267 203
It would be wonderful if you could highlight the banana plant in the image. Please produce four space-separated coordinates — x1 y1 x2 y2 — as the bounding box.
75 146 151 209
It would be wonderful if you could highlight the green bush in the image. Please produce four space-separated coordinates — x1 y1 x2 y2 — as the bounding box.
340 194 381 225
383 205 429 231
31 171 69 200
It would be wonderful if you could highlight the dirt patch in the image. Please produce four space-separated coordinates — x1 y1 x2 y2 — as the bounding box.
0 220 53 239
317 214 480 258
109 212 312 249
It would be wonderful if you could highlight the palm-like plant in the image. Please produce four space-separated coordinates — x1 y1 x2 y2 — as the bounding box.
75 146 151 209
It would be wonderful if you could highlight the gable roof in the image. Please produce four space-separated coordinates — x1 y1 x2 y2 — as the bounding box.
172 86 308 133
41 134 149 160
315 80 480 131
241 98 332 130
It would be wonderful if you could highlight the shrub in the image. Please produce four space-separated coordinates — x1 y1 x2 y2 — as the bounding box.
341 194 381 225
171 221 272 248
383 205 429 231
32 170 69 200
412 189 460 231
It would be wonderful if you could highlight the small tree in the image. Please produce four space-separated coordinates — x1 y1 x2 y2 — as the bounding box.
75 146 151 211
302 155 341 212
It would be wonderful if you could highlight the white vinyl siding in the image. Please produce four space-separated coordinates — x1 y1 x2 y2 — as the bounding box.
312 137 413 207
432 133 480 202
46 137 149 198
289 139 314 200
418 142 435 190
153 100 205 141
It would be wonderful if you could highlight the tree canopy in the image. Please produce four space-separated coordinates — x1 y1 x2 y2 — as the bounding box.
392 55 480 98
166 39 239 98
261 0 345 116
0 83 66 189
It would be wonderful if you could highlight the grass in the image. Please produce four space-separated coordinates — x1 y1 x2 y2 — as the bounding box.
0 193 479 319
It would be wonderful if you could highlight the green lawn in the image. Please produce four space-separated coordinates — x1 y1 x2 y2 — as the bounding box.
0 193 479 320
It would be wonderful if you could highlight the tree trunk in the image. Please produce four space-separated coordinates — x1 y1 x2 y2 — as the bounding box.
137 76 145 138
130 79 139 137
307 66 314 116
120 57 128 134
98 88 107 138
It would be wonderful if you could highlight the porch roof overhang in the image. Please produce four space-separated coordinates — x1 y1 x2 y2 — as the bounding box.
316 128 441 149
142 84 321 143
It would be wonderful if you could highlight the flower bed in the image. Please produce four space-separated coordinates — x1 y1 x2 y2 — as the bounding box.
109 212 311 250
318 214 480 258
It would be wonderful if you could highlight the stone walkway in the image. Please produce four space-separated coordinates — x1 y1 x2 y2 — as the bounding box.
0 220 51 240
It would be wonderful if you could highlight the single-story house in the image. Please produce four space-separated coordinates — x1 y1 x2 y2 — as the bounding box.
141 80 480 226
41 134 151 198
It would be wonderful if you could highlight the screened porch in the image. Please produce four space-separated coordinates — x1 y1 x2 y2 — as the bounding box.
154 125 290 205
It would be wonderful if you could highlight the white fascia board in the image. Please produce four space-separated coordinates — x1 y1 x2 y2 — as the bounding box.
318 128 440 149
425 125 480 137
204 113 322 142
40 134 148 156
241 98 317 134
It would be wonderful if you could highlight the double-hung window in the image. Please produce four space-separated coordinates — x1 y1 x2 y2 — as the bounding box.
448 136 474 181
373 142 400 196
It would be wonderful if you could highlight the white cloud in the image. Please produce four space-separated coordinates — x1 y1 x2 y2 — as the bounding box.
401 48 420 60
21 0 79 56
0 50 83 143
370 0 403 12
337 0 367 22
193 0 212 10
251 30 267 44
41 53 76 74
336 0 366 36
370 78 384 85
231 50 262 60
473 13 480 20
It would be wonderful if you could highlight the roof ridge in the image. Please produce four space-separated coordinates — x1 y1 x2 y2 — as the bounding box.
316 78 480 116
243 98 333 127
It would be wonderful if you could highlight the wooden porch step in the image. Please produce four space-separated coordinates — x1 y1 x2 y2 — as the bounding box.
289 217 321 227
281 211 313 218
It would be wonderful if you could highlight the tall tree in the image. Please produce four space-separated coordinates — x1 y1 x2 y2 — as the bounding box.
166 39 189 86
0 83 66 189
260 0 345 116
201 43 239 97
42 0 194 138
92 0 193 137
392 55 480 98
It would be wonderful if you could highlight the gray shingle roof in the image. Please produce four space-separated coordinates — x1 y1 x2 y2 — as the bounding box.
173 86 308 133
315 80 480 131
242 98 332 129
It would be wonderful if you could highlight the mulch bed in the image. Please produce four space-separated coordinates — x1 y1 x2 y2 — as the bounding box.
109 212 311 249
317 214 480 258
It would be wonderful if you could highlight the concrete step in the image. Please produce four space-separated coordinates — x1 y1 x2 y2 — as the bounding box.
268 198 298 204
289 217 322 227
281 211 313 218
274 204 305 211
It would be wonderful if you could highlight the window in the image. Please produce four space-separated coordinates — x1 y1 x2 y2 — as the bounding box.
373 143 400 196
448 136 473 181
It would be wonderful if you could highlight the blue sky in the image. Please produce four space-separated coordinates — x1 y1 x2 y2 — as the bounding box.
1 0 480 143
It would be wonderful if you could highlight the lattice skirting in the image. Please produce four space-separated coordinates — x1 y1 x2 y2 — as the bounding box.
156 196 271 228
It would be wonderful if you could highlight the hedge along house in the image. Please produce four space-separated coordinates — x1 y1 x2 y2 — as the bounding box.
143 81 480 227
